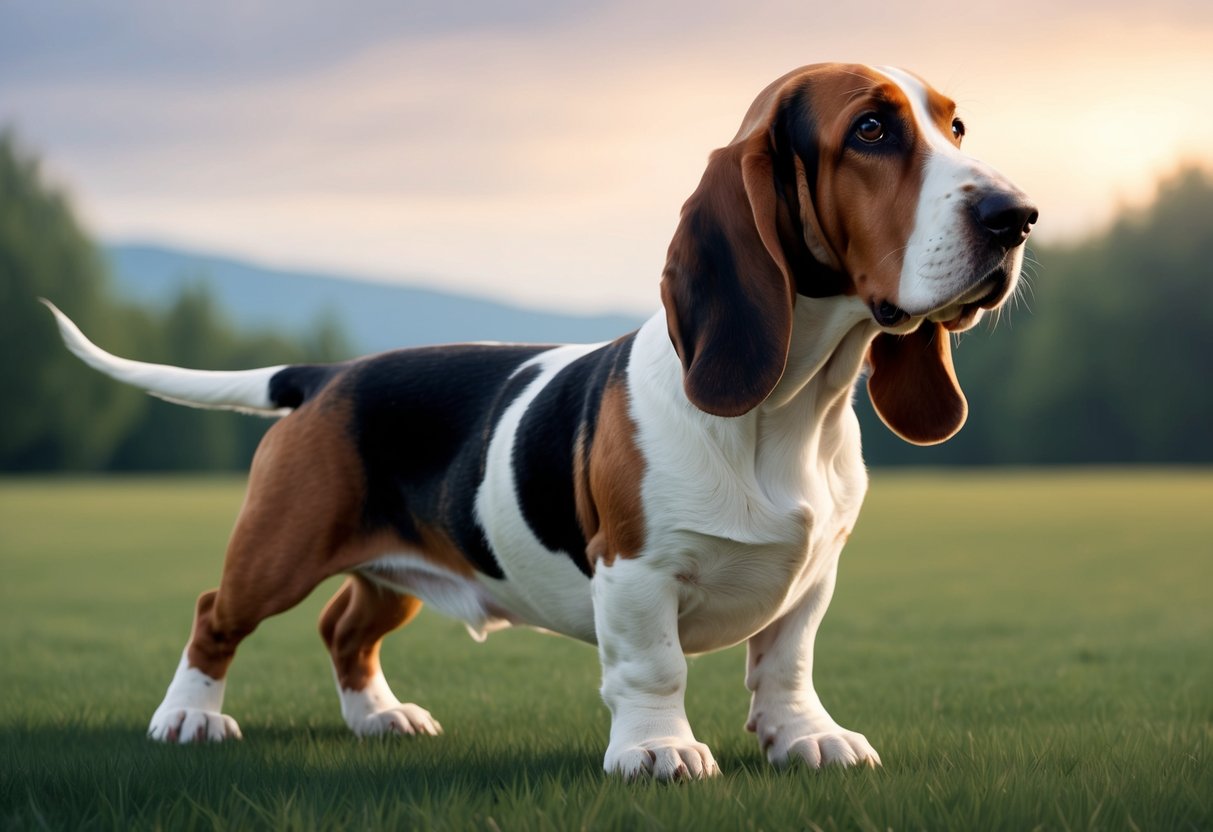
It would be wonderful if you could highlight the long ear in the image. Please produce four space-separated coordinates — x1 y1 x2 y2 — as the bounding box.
660 134 796 417
866 323 968 445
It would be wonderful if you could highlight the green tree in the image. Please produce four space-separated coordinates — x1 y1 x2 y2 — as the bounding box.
1001 168 1213 462
859 166 1213 465
107 285 352 471
6 127 1209 470
0 130 145 469
1 131 353 472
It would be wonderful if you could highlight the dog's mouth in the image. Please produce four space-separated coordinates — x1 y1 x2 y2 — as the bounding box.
936 268 1011 331
872 267 1012 332
871 300 910 328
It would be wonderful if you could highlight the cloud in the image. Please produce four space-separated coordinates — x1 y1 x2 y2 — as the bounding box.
3 0 1212 312
0 0 602 83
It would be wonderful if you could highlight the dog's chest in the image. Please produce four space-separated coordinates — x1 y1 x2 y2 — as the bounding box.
642 417 868 653
362 400 866 652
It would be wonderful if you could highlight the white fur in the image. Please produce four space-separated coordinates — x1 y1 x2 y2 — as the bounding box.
629 299 874 642
583 299 880 777
471 344 605 643
336 669 442 737
147 651 242 743
42 299 288 415
594 556 718 780
874 67 1023 318
354 345 609 645
744 555 881 768
358 553 515 642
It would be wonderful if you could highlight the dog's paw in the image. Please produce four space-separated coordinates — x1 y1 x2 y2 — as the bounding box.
604 738 720 781
350 704 442 738
148 707 242 744
749 706 881 769
763 725 880 769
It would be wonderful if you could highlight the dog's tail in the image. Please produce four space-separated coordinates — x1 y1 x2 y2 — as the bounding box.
42 300 340 416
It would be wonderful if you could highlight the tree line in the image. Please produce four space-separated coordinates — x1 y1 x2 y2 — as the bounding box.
857 165 1213 465
2 130 1210 470
0 131 351 471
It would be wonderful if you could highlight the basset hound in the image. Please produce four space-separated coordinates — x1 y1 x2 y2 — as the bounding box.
47 62 1036 780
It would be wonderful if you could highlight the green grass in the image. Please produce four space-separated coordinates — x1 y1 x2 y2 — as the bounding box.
1 471 1210 830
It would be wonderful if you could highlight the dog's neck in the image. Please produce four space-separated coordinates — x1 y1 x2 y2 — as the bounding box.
747 296 877 503
640 294 876 430
765 295 877 411
636 295 877 509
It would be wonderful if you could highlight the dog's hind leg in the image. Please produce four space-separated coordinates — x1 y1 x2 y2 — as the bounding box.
146 582 308 744
147 407 365 744
147 570 319 744
318 575 442 737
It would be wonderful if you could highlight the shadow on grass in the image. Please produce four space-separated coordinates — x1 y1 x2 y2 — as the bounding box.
1 721 604 773
2 722 650 829
3 720 823 830
4 717 1209 831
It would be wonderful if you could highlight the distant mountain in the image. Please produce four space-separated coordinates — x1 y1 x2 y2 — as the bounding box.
104 243 647 355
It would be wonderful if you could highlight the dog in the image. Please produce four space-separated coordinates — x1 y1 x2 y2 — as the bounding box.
47 62 1035 780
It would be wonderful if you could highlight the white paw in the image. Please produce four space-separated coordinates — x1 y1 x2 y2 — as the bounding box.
760 723 881 769
148 707 242 744
604 737 720 781
350 704 443 738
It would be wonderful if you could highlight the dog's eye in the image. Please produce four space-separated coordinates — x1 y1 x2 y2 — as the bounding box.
855 115 885 143
952 118 966 141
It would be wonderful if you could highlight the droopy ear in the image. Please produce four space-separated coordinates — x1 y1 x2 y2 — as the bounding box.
660 133 796 417
867 323 968 445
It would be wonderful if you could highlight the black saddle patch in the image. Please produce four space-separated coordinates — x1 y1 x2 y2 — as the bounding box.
345 344 550 579
512 334 636 576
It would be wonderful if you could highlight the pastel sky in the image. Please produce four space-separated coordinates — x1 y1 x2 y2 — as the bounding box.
3 1 1211 314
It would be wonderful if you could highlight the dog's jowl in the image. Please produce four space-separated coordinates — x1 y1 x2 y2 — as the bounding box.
48 62 1035 780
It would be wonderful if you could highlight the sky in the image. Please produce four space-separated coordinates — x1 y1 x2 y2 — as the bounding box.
3 0 1212 314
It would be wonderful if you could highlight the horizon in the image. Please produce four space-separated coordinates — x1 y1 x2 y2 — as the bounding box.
96 161 1203 319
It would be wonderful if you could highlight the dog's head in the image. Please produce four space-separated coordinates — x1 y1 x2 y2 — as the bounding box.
661 62 1036 444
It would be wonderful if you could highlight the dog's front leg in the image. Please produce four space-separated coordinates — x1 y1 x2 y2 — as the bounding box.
744 564 882 769
593 558 718 780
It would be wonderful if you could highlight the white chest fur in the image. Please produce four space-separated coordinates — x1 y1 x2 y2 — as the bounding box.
626 299 876 653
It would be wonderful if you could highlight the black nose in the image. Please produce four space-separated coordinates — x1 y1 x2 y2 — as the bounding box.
975 191 1038 249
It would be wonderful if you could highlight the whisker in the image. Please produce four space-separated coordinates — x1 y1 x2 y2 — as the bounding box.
877 245 909 269
1009 273 1035 318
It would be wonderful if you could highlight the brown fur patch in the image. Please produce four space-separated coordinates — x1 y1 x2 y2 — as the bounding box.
795 65 925 311
183 389 470 680
318 574 422 691
923 84 961 146
572 425 598 546
185 397 365 678
585 382 646 567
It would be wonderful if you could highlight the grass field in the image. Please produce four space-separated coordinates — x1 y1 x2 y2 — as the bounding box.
1 471 1210 830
